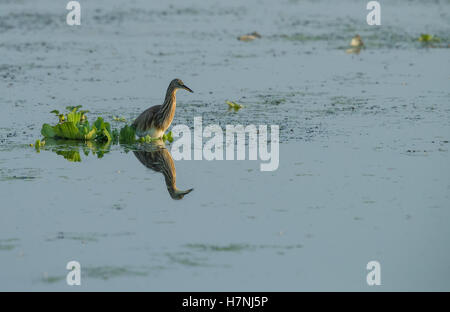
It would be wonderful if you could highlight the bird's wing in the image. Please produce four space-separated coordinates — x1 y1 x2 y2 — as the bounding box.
132 105 161 132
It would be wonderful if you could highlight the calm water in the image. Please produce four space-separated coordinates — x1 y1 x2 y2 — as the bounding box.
0 0 449 291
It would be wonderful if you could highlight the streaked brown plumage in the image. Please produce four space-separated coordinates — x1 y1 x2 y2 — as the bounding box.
133 141 193 200
132 78 193 138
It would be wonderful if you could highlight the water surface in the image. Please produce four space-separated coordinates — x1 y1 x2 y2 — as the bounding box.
0 0 449 291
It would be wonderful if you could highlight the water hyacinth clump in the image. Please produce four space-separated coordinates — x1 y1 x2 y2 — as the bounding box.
226 100 243 112
418 34 440 43
41 106 113 143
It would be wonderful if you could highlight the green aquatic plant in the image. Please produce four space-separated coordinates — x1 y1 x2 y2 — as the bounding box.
113 116 127 122
119 125 136 144
418 34 440 43
226 100 243 112
137 131 174 144
92 117 112 143
138 136 153 143
163 131 174 143
111 128 119 144
279 33 329 42
50 110 65 123
119 125 173 144
41 106 113 143
34 139 45 152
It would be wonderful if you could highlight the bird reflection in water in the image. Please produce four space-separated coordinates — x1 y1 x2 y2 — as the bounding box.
133 141 193 200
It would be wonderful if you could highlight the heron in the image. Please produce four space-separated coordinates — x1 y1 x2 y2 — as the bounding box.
133 141 193 200
132 78 193 139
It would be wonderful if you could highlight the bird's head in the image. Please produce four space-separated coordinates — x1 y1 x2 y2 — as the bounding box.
171 78 193 93
170 187 194 200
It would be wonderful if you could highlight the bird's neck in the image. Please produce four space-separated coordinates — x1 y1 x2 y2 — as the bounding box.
161 86 177 111
155 86 177 129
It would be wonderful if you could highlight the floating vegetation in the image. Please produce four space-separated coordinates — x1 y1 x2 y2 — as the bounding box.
135 131 174 144
226 100 243 112
34 139 45 152
417 34 447 48
0 238 19 251
41 106 113 143
186 243 252 252
119 124 136 144
162 131 174 143
278 33 329 42
113 116 127 122
166 252 209 267
83 266 149 280
184 243 304 253
257 94 287 105
237 31 261 42
418 34 440 43
50 110 66 123
46 231 106 242
327 96 368 113
40 274 65 284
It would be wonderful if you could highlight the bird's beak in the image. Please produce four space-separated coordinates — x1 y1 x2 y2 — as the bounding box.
182 85 194 93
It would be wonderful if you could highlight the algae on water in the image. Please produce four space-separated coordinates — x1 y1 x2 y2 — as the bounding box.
226 100 243 112
418 34 440 43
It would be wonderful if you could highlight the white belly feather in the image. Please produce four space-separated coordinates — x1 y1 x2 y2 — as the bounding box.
136 127 164 139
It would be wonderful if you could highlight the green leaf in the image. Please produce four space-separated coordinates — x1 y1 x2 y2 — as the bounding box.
39 107 116 144
226 100 243 111
91 118 112 142
66 110 82 124
418 34 440 43
53 122 83 140
93 117 104 130
85 128 97 140
119 125 136 144
162 131 174 143
111 129 119 144
104 122 111 134
66 105 82 112
101 128 112 142
35 139 41 152
41 124 56 138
